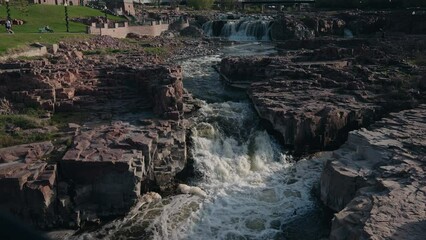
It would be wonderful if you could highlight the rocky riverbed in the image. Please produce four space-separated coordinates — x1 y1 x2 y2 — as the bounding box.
0 35 204 230
0 8 426 240
217 10 426 239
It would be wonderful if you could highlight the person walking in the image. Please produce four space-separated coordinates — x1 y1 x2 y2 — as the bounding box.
5 19 14 34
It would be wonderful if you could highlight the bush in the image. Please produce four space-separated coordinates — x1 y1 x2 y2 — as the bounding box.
220 0 237 10
188 0 215 10
316 0 426 8
0 114 54 147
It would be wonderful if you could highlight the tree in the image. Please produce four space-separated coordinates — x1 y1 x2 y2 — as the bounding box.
221 0 237 10
150 0 160 8
187 0 214 10
170 0 180 8
12 0 29 15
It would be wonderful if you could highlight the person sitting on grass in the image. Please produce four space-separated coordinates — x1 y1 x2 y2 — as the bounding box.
44 25 53 33
5 19 14 34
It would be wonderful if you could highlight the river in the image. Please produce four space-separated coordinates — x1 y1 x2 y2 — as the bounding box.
74 42 330 240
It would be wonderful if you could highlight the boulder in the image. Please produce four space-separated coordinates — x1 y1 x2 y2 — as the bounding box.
180 26 204 38
270 16 315 41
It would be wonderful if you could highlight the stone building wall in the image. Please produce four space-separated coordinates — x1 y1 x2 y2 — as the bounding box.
87 22 171 38
122 0 135 15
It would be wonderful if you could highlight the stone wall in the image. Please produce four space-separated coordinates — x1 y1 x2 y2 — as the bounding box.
87 22 171 38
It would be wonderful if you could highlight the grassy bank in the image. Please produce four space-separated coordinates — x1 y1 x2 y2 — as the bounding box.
0 113 54 148
0 33 92 55
0 5 122 33
0 5 122 55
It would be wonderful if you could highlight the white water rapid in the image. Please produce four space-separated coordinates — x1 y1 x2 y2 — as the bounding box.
203 20 272 41
70 44 327 240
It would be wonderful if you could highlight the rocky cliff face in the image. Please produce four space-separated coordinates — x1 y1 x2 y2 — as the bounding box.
220 37 424 155
0 59 184 120
321 105 426 239
270 10 426 41
0 142 57 228
58 120 187 225
0 36 195 229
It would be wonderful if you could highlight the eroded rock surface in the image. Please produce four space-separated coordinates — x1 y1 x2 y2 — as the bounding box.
220 37 425 155
0 36 196 229
58 120 187 224
321 105 426 240
0 142 58 228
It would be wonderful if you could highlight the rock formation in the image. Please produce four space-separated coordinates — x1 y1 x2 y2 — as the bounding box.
58 120 187 225
220 37 425 155
0 142 58 228
0 36 196 229
321 105 426 239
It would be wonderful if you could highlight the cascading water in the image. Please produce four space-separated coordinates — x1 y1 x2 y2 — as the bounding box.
203 19 272 41
71 44 328 240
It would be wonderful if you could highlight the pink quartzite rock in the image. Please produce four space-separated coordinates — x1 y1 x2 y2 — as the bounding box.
321 105 426 240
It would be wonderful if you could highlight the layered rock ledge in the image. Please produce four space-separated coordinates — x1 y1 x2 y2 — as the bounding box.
321 105 426 239
0 36 196 229
220 37 425 155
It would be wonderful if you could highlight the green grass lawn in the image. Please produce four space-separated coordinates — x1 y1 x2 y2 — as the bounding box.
0 33 92 54
0 5 123 55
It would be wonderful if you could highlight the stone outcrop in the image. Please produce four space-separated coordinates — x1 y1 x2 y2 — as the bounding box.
220 37 425 155
270 15 315 41
0 36 196 229
180 26 204 38
269 10 426 41
58 120 187 224
320 105 426 240
0 142 59 228
0 59 183 119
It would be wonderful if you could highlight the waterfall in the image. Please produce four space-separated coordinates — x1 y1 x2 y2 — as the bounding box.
143 102 324 240
70 46 325 240
202 19 272 41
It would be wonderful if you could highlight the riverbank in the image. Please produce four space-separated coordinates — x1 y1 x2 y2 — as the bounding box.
216 10 426 240
0 8 425 240
0 35 216 232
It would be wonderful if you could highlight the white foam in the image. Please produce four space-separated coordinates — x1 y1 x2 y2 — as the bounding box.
143 102 324 240
71 50 323 240
141 192 162 203
178 184 207 198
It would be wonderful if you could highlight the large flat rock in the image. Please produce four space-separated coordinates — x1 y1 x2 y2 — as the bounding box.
321 105 426 239
59 120 187 223
220 37 425 155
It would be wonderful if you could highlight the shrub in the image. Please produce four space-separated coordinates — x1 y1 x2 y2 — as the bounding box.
188 0 215 10
316 0 426 8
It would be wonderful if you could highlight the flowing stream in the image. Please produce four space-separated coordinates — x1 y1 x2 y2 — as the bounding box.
203 19 273 41
74 43 328 240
